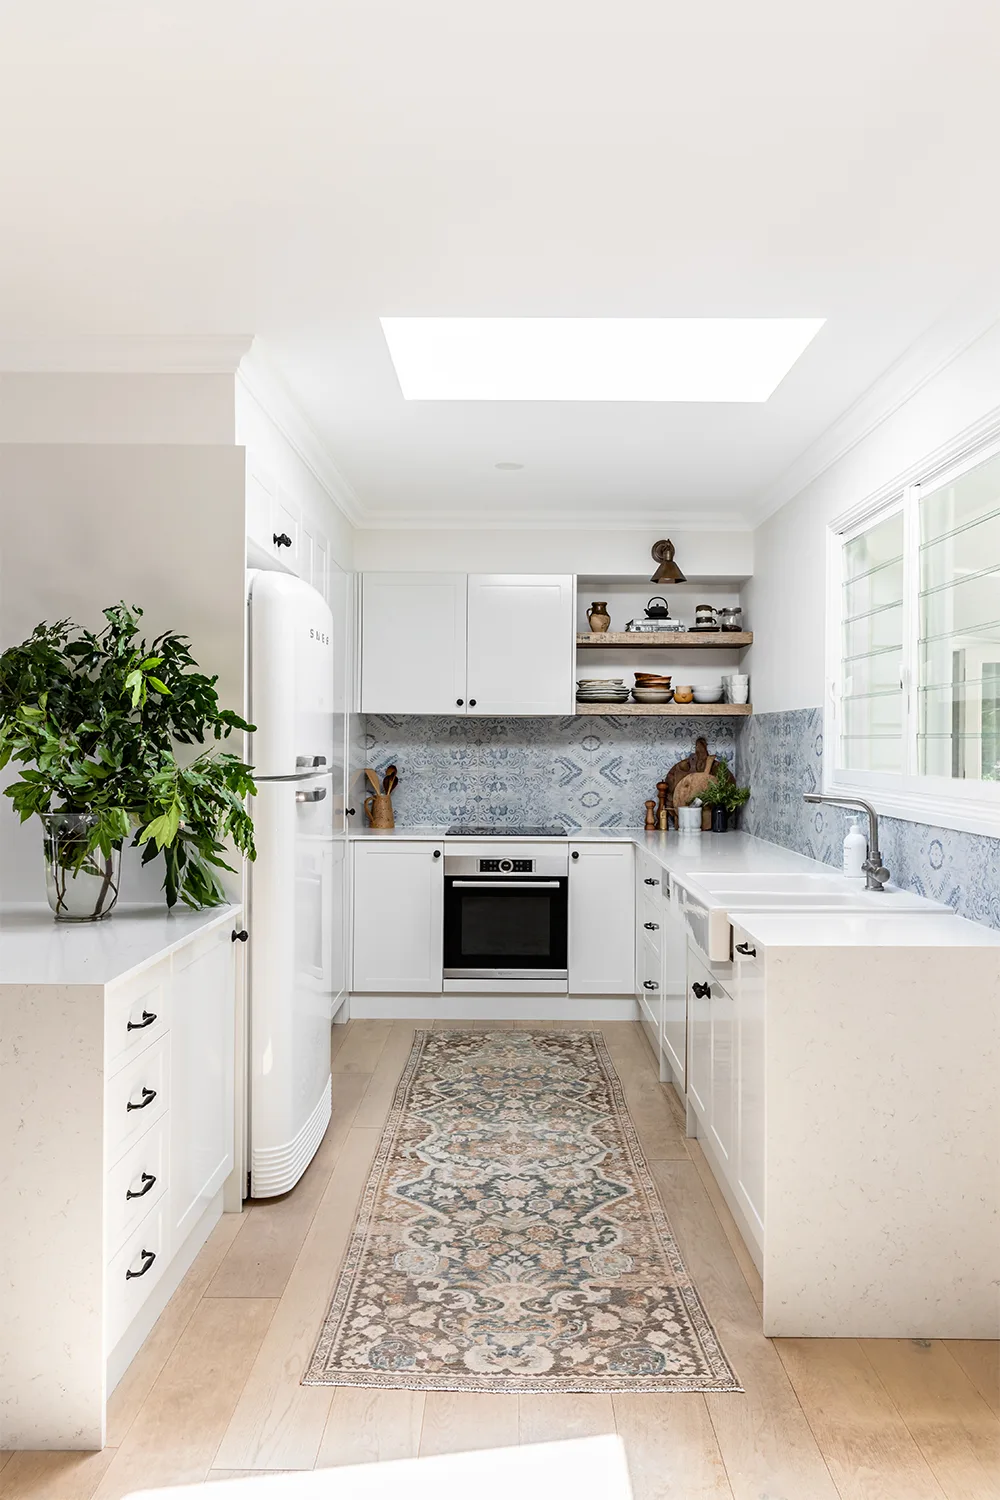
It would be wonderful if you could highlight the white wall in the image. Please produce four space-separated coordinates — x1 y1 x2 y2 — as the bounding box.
353 527 751 581
745 318 1000 713
0 373 236 445
0 444 247 903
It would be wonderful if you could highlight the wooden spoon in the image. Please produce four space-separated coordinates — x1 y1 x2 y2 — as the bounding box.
365 767 382 795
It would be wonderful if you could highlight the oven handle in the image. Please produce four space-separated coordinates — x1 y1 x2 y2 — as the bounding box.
450 880 562 889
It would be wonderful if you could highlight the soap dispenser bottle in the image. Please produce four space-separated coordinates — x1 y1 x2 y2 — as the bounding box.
843 817 867 879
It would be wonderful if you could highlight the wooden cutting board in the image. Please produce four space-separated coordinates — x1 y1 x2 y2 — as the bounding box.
663 737 712 806
673 768 715 807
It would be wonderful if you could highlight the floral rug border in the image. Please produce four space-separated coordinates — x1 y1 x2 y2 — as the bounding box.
303 1030 742 1393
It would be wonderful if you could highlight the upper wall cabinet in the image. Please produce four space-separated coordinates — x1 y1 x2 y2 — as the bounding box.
361 573 469 714
360 573 575 716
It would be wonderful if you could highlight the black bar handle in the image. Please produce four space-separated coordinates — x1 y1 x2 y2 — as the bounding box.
126 1249 156 1280
643 921 659 930
127 1010 157 1031
232 929 249 943
643 980 658 990
691 981 711 999
644 877 659 886
735 941 757 958
126 1172 156 1201
127 1086 157 1112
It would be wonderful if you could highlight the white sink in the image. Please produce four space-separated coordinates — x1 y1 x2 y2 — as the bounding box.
675 870 953 961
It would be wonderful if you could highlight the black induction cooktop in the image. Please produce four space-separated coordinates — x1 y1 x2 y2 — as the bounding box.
446 825 565 838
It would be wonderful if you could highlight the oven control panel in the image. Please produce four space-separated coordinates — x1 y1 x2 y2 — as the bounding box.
479 857 535 873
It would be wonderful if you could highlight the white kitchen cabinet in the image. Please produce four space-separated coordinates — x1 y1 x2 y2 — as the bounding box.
687 953 712 1120
353 841 444 992
361 573 468 714
708 972 736 1169
660 878 688 1089
170 922 236 1249
0 907 240 1450
466 574 574 715
637 934 661 1056
732 926 765 1240
568 842 635 994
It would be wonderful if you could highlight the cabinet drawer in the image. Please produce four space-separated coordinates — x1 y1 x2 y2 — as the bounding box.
105 1198 169 1351
106 1112 169 1259
106 964 170 1074
105 1033 170 1166
639 895 665 950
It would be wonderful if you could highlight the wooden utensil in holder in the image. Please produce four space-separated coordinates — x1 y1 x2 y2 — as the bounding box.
364 792 395 829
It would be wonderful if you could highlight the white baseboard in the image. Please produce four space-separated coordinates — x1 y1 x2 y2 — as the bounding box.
332 993 349 1025
348 993 638 1021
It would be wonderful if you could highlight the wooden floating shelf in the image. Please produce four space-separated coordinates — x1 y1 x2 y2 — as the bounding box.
574 702 753 716
577 631 752 648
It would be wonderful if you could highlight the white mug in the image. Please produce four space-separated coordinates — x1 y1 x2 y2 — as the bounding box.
729 679 749 704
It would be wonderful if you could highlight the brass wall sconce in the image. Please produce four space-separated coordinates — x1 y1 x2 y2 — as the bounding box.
650 539 686 584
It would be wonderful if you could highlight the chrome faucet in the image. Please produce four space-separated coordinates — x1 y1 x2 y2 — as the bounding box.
803 794 891 891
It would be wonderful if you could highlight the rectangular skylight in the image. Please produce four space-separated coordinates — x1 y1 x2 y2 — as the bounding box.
380 317 825 402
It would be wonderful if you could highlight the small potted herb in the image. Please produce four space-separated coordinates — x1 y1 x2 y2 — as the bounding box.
700 765 750 833
0 604 257 921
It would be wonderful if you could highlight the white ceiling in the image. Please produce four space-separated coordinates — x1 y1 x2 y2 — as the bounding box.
2 3 1000 527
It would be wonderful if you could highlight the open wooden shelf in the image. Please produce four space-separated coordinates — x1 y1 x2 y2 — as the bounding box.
577 631 752 648
574 702 752 716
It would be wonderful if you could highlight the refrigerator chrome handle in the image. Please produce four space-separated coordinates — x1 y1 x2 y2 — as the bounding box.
296 785 328 803
254 768 333 783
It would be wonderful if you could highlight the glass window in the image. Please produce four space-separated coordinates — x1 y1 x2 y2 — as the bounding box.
839 510 905 774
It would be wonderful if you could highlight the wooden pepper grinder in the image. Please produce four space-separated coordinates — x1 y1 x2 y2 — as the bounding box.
644 800 657 831
656 779 669 832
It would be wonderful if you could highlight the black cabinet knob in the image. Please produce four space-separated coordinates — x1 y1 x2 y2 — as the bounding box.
643 980 658 990
691 981 711 999
644 877 659 886
735 941 757 958
469 699 477 707
347 807 356 816
433 849 441 859
456 698 464 706
643 921 659 931
571 851 580 860
231 928 249 943
273 532 292 549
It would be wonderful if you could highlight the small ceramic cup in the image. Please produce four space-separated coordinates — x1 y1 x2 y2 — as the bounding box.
677 805 702 832
673 685 694 703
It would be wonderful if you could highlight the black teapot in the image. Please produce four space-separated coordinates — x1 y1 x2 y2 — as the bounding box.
644 596 672 620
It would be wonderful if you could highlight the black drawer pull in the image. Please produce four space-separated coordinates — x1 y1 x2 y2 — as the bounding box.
127 1086 157 1112
691 981 711 999
643 921 659 931
644 877 659 886
643 980 658 990
126 1249 156 1280
273 531 292 549
232 928 249 943
127 1010 157 1031
735 941 757 958
126 1172 156 1201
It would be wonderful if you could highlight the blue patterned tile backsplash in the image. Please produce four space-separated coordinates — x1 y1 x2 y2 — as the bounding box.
363 715 740 832
739 708 1000 930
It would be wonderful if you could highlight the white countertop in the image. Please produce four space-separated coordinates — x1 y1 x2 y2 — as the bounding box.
730 909 1000 948
0 902 241 987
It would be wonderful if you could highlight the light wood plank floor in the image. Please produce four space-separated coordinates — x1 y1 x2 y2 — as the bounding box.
4 1019 997 1499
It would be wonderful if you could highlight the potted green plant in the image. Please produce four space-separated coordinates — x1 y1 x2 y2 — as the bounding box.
699 764 750 833
0 604 257 921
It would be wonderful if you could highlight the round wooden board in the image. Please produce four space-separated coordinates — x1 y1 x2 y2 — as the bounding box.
673 769 715 807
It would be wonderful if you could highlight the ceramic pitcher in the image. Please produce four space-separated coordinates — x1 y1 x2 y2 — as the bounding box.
587 601 611 633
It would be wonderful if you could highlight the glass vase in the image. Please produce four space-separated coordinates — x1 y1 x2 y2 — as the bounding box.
41 812 121 922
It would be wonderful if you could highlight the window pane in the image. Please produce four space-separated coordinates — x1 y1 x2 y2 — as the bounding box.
918 452 1000 780
839 510 905 773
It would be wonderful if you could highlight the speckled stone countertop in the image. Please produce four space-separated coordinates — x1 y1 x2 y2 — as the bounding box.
0 902 240 986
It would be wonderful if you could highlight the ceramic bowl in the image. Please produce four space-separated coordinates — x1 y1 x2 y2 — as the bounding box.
692 686 724 703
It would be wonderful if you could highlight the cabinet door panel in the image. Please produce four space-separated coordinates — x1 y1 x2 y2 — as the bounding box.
353 842 444 993
660 885 688 1089
466 575 573 715
170 925 235 1250
569 843 634 995
361 574 467 713
735 931 765 1238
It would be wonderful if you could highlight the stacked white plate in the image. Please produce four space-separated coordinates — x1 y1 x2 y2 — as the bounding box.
576 677 630 703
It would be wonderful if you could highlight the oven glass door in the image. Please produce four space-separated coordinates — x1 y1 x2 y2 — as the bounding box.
443 876 568 978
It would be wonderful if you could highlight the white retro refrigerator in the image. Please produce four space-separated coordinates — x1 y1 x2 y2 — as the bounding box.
246 570 339 1198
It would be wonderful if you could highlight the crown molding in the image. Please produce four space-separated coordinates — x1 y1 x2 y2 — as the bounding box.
0 335 254 373
236 341 369 529
354 509 751 533
750 296 1000 528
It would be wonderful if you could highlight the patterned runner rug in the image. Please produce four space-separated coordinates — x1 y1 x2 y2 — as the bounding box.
304 1030 740 1392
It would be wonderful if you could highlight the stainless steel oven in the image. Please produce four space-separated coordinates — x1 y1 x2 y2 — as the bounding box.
443 850 569 984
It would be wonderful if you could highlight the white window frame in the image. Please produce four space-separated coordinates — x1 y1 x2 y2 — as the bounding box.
825 425 1000 839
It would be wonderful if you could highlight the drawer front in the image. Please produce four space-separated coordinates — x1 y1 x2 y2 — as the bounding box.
107 963 170 1074
639 893 665 950
106 1113 169 1258
105 1033 170 1166
105 1198 169 1351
